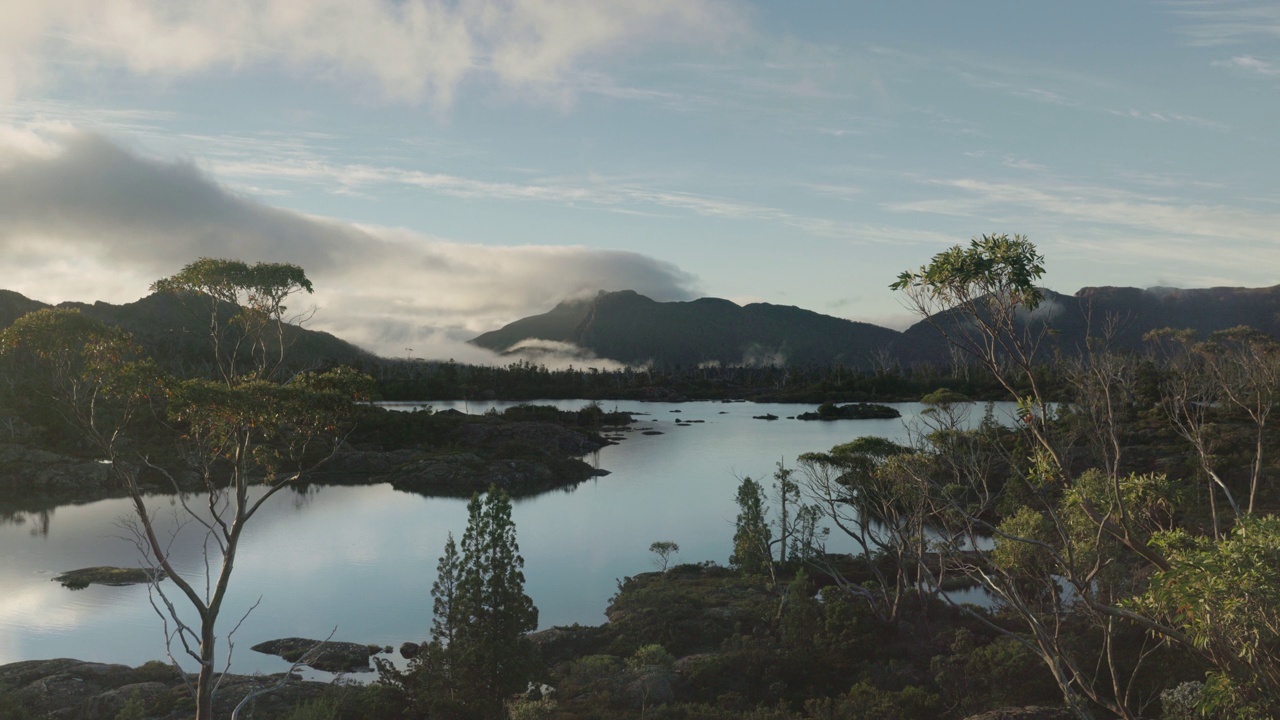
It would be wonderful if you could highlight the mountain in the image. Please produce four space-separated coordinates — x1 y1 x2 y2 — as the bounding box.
471 290 902 368
891 284 1280 367
0 290 375 373
476 285 1280 369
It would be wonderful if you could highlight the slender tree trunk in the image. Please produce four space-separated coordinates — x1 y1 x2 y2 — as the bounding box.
198 623 216 720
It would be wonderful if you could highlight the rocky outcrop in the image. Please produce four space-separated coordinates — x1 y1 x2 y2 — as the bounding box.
53 566 165 590
250 638 383 673
0 443 115 501
384 451 605 497
455 420 608 456
0 658 328 720
795 402 901 421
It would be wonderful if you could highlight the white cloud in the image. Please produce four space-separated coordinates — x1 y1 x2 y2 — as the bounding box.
885 174 1280 287
1171 2 1280 47
0 0 744 105
1213 55 1280 75
895 176 1280 246
0 127 700 361
209 150 914 242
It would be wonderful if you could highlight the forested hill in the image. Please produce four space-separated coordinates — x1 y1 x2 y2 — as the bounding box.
0 290 374 375
470 290 903 369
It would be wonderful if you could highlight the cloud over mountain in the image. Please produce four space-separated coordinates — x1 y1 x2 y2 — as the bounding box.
0 127 699 359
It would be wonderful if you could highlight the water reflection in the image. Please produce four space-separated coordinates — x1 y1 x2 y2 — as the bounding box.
0 400 1009 675
0 508 53 536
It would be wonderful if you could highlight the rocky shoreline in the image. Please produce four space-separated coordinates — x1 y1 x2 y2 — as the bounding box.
0 406 632 512
0 658 331 720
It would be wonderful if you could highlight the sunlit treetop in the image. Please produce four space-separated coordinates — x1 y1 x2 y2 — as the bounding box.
891 234 1046 312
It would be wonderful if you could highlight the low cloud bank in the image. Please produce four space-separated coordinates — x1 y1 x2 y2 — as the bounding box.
0 127 699 364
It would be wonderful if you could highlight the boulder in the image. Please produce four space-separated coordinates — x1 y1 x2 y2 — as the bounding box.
250 638 380 673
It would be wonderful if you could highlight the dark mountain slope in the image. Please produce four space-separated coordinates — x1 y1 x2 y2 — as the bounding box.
464 294 596 353
0 290 50 329
0 290 374 374
892 284 1280 367
472 290 901 368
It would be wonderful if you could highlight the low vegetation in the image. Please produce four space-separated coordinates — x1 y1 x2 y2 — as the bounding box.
4 237 1280 718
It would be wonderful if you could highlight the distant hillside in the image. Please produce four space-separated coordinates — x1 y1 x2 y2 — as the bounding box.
892 284 1280 367
475 285 1280 369
0 290 375 375
0 290 48 329
472 290 902 369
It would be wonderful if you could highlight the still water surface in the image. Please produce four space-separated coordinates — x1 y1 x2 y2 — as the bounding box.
0 400 975 675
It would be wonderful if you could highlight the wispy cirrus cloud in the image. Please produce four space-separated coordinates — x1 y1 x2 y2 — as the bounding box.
207 150 930 244
1212 55 1280 75
1108 108 1232 130
893 176 1280 243
887 173 1280 286
0 0 745 105
1168 1 1280 46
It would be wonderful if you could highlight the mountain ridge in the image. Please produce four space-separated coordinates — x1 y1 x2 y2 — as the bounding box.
474 285 1280 368
0 290 374 373
6 283 1280 370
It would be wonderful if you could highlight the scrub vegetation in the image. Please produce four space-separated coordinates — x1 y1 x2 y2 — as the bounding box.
4 238 1280 718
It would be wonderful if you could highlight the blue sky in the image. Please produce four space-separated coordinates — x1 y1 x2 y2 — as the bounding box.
1 0 1278 362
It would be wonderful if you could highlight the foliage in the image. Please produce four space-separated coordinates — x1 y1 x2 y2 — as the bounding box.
432 532 461 646
650 541 680 572
151 257 313 383
0 261 370 720
395 487 539 719
114 691 146 720
1160 681 1207 720
803 682 942 720
931 629 1060 714
891 233 1046 312
506 696 559 720
277 684 406 720
730 476 772 575
1138 516 1280 715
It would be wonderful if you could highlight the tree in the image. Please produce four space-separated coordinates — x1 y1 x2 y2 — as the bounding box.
891 233 1058 462
773 461 799 565
797 436 920 623
422 488 538 719
730 475 773 576
150 257 315 384
891 236 1179 719
0 261 369 720
1136 516 1280 714
432 532 462 648
649 541 680 573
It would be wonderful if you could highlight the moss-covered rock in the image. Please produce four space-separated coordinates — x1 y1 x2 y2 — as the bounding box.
52 567 164 590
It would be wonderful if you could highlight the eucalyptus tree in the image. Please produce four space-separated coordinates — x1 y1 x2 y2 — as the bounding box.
150 257 315 383
797 436 920 623
0 259 370 720
890 236 1183 719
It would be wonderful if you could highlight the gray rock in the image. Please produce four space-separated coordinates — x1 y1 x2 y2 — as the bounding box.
250 637 379 673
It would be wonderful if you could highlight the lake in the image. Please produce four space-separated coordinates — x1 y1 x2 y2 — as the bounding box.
0 400 989 677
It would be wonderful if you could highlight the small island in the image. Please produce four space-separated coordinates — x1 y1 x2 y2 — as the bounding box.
53 566 165 590
795 402 901 421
